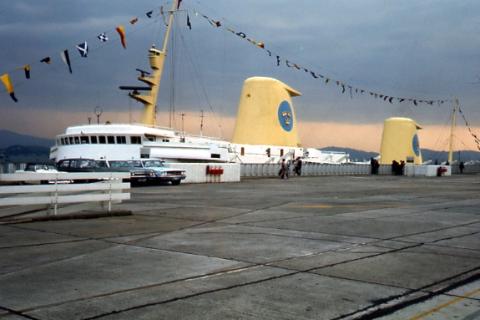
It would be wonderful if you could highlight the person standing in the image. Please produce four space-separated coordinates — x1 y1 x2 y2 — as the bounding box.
294 157 302 176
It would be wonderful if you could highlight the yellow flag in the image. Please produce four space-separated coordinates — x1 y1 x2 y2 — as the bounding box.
0 73 18 102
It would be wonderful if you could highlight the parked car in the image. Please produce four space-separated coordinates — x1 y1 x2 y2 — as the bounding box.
139 159 186 185
108 160 186 185
15 163 70 184
56 158 186 185
56 158 153 185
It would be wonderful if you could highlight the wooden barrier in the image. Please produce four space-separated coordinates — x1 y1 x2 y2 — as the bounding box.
0 172 130 215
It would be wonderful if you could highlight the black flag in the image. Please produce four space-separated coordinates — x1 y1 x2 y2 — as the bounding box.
187 14 192 29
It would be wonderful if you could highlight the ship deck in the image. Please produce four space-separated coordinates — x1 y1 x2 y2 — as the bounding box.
1 174 479 319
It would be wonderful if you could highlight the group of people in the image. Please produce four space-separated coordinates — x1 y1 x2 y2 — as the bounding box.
391 160 405 175
279 157 302 179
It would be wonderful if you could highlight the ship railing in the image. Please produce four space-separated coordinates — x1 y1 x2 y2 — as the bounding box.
0 172 130 217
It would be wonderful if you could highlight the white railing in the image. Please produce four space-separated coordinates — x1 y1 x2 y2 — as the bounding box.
0 172 130 216
241 163 372 177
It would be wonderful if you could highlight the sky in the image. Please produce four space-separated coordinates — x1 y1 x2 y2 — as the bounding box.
0 0 479 152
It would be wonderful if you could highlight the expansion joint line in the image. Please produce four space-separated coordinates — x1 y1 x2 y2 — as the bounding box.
0 306 41 320
332 267 480 320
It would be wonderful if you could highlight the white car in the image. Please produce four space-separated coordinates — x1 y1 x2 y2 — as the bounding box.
140 160 186 185
15 163 70 184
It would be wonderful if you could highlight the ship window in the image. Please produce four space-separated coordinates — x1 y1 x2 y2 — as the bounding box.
145 134 156 142
116 136 126 144
69 137 74 144
280 149 284 157
131 136 141 144
107 136 115 144
90 136 98 144
211 153 221 159
162 138 170 142
241 147 245 156
99 136 106 144
74 136 80 144
63 138 69 145
60 138 65 145
80 136 89 144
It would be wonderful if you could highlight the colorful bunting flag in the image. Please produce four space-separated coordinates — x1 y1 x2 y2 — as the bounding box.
23 65 30 79
76 42 88 57
40 57 51 64
97 32 108 42
116 25 127 49
1 73 18 102
60 50 73 73
130 17 138 25
146 10 153 18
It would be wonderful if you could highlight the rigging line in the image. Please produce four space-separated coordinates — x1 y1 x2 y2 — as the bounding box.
192 6 451 105
191 2 350 84
432 108 456 151
176 19 224 138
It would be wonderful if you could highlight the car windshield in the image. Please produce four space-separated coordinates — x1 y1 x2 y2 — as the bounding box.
78 159 96 168
142 160 165 167
109 160 143 168
26 164 56 171
129 160 143 168
109 161 131 168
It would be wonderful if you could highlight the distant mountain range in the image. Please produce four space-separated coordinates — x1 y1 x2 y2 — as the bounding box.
1 130 479 163
0 130 53 149
320 146 480 162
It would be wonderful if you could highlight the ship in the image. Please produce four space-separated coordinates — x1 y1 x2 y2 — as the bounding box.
49 0 349 165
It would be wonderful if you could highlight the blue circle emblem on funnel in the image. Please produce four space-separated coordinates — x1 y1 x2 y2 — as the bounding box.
278 101 293 132
412 134 420 156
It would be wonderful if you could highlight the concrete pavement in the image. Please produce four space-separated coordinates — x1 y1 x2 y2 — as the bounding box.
0 174 479 319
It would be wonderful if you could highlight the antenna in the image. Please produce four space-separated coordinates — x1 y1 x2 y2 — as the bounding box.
181 112 185 136
94 106 103 124
200 110 204 136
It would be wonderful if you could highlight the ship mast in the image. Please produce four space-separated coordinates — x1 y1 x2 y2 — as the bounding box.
121 0 179 126
447 98 458 163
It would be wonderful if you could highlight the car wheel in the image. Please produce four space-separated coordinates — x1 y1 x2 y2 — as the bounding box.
171 180 181 185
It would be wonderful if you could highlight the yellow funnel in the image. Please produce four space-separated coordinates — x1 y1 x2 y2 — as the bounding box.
232 77 301 147
380 117 423 164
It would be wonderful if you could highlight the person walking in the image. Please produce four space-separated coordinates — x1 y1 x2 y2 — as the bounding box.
279 159 288 179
